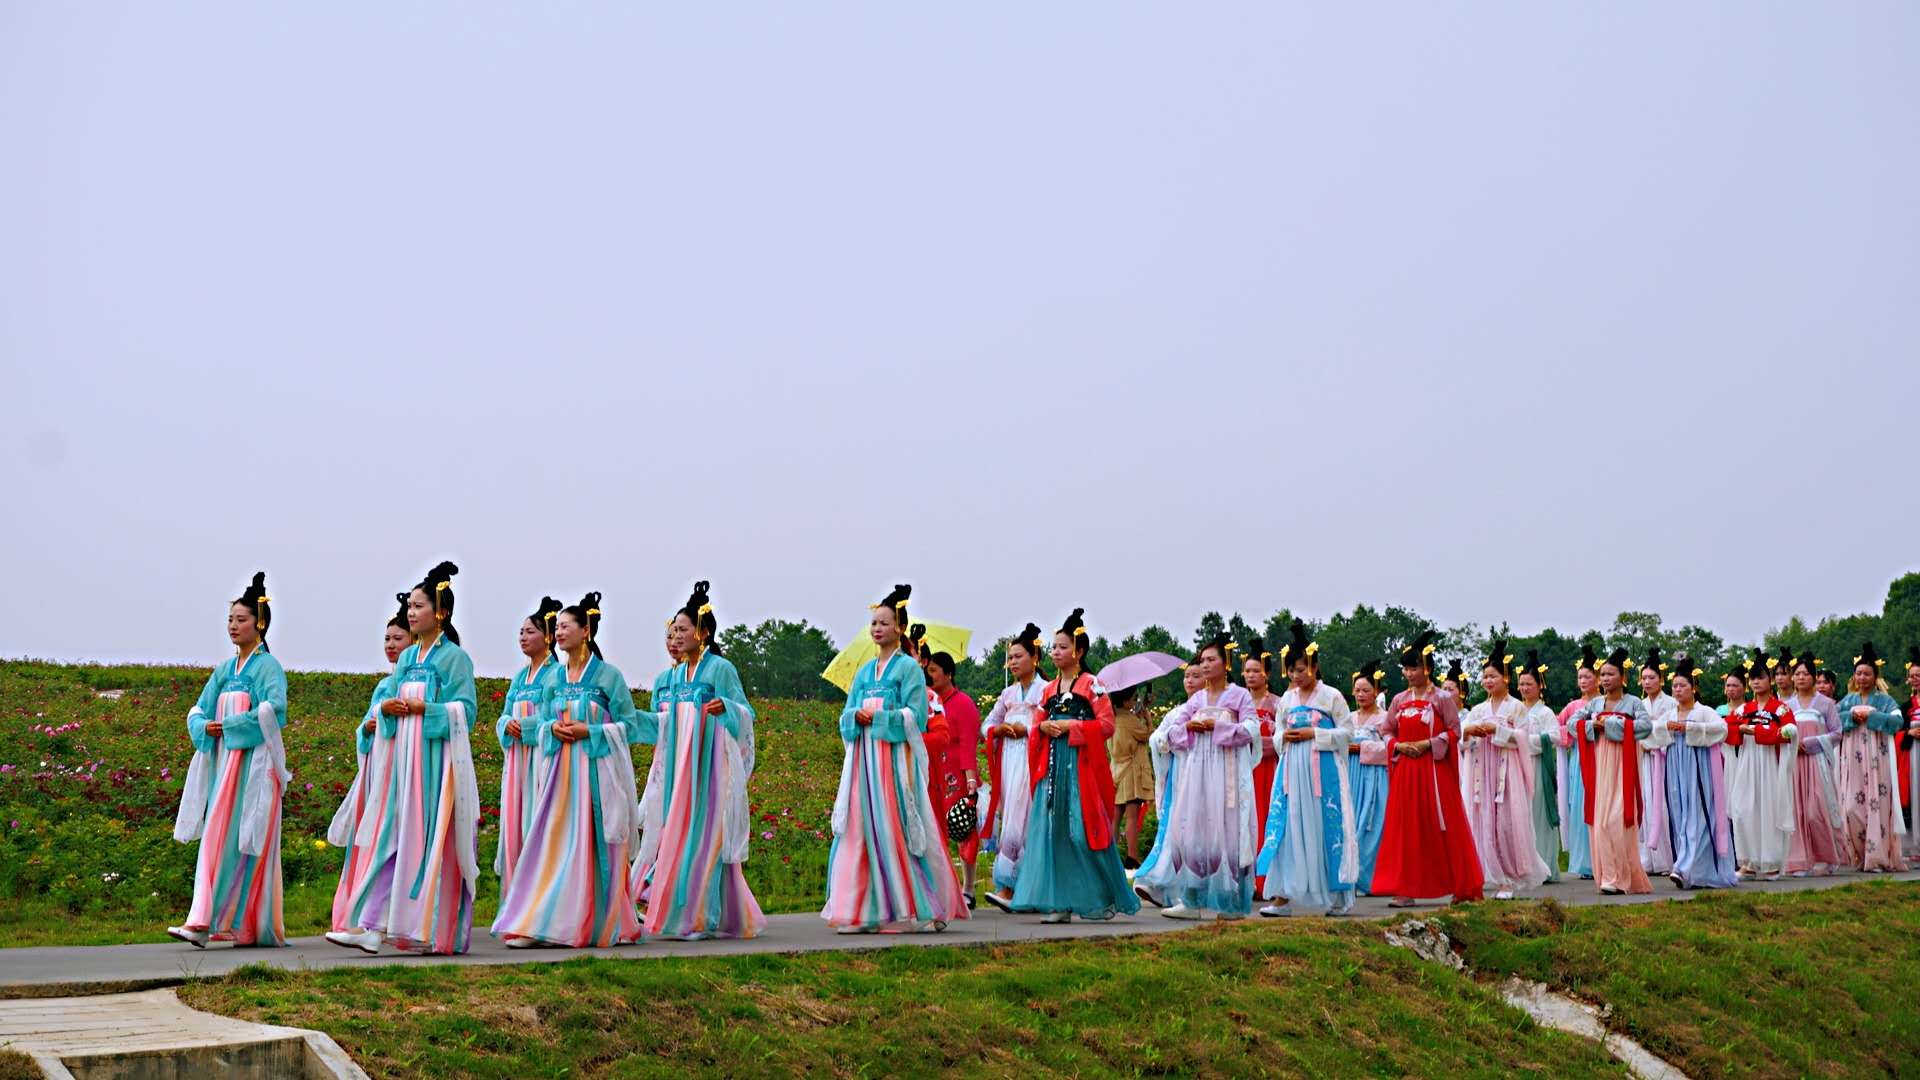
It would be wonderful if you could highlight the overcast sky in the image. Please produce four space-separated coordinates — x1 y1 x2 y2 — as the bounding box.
4 3 1916 677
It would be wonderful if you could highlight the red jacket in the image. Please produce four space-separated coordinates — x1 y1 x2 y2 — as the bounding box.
1025 673 1118 852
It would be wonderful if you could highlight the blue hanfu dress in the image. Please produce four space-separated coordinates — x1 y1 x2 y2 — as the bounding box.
1256 682 1357 912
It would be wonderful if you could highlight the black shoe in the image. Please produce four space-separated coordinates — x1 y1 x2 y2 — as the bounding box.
963 894 976 911
1121 855 1141 871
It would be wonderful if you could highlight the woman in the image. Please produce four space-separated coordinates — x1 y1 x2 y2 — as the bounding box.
1107 685 1154 868
1243 637 1281 893
1663 655 1736 889
1728 652 1797 879
1132 659 1205 907
1441 659 1471 706
1815 669 1840 700
822 585 967 933
907 624 955 853
1514 652 1562 885
638 581 765 940
1636 647 1677 877
1371 630 1483 907
1773 646 1796 702
1905 648 1920 854
327 596 411 933
1009 608 1139 923
1138 634 1261 920
1782 651 1843 877
493 597 561 892
492 592 646 948
981 624 1048 911
1571 648 1653 895
1831 642 1907 872
1346 659 1393 894
169 572 290 948
631 619 683 914
1458 639 1549 899
1256 620 1357 917
1720 659 1755 875
1555 645 1602 880
329 561 480 956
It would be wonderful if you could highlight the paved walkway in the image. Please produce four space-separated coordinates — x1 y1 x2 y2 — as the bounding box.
1 869 1913 990
0 988 366 1078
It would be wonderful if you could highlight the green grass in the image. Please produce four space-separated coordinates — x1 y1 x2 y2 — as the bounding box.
0 1051 40 1080
178 920 1623 1079
0 660 861 945
1435 880 1920 1079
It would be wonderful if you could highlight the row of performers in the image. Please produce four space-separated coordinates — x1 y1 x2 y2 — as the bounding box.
1033 626 1912 917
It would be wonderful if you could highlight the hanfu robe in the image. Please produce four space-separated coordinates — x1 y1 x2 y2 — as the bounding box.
636 652 765 939
1831 690 1908 872
822 653 968 928
1459 697 1551 892
1371 690 1482 902
1781 693 1844 874
1130 714 1183 906
172 648 290 946
491 654 646 947
1346 707 1393 894
1726 698 1797 874
1256 683 1358 911
1665 702 1735 888
329 671 394 931
1249 692 1280 893
1517 701 1562 883
1010 673 1139 919
1136 684 1262 915
1638 691 1677 875
343 637 480 954
982 678 1048 891
628 665 674 907
1556 697 1598 878
1572 694 1653 895
492 657 557 890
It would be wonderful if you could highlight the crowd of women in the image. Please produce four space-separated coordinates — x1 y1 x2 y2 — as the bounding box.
163 568 1920 951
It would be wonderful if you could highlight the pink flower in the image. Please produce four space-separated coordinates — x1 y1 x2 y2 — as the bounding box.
760 829 775 840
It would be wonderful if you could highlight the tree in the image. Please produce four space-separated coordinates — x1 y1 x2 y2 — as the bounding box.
715 618 840 700
1192 611 1226 651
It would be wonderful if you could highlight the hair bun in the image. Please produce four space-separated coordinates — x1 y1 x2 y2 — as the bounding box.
251 571 267 590
430 560 459 581
581 591 602 609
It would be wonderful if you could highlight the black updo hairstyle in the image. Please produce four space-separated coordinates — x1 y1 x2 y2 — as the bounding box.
907 622 928 660
233 571 272 650
528 596 563 659
413 561 461 646
1009 622 1043 663
678 580 721 656
1244 636 1271 680
561 591 604 659
1278 619 1316 673
1198 630 1233 671
387 592 411 633
1059 608 1093 669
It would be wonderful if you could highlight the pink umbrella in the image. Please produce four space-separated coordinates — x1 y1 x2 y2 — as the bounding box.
1096 651 1185 694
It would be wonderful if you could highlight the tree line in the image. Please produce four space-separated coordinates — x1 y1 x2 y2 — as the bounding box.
712 571 1920 710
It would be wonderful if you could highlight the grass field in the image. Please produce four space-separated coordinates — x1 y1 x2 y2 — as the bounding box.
178 919 1626 1079
0 660 891 945
1436 880 1920 1079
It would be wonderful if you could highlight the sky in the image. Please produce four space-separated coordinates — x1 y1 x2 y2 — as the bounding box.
3 3 1916 676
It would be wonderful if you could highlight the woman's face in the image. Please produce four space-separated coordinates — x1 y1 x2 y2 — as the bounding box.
1773 668 1793 695
1792 665 1814 694
228 603 259 648
1908 663 1920 694
554 611 586 654
1482 666 1507 696
1576 667 1597 695
1672 674 1697 706
1852 663 1876 693
1182 664 1203 694
384 623 411 664
1288 659 1316 691
670 612 705 659
1598 664 1624 694
869 607 900 649
1402 662 1428 689
1816 671 1838 697
1723 674 1746 704
406 588 435 636
1354 678 1378 710
1517 671 1541 702
1007 643 1036 680
519 617 546 660
1749 673 1772 699
665 624 682 662
1051 632 1076 670
1640 667 1662 697
1243 659 1269 696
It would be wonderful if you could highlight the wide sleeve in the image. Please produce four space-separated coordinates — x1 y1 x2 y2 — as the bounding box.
494 672 521 751
981 689 1009 740
1156 699 1194 753
1862 693 1904 735
421 646 478 740
187 665 222 751
1314 689 1353 752
881 661 927 744
1356 714 1392 765
360 676 390 756
707 657 754 742
218 655 287 750
585 662 642 757
1212 689 1257 748
1684 705 1727 747
1069 679 1116 746
1429 692 1460 760
837 669 866 742
1489 701 1522 748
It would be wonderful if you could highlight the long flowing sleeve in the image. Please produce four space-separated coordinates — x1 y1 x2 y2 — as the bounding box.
1157 699 1194 753
216 655 287 750
1684 705 1727 747
494 671 523 751
361 675 392 756
1857 692 1904 735
1430 692 1460 760
1068 678 1116 745
1213 687 1257 749
422 646 477 740
186 665 223 751
1314 687 1353 752
585 662 641 757
839 659 921 744
1355 713 1391 765
706 657 754 768
1489 700 1521 748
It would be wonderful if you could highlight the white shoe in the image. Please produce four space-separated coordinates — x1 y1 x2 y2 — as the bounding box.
917 920 947 933
325 929 382 955
1258 904 1290 918
503 936 539 949
834 925 878 935
166 925 208 948
1160 903 1204 921
1330 899 1354 917
1216 910 1245 921
1040 912 1070 924
982 892 1014 914
1494 890 1515 901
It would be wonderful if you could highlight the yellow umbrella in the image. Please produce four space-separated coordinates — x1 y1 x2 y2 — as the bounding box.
822 619 973 692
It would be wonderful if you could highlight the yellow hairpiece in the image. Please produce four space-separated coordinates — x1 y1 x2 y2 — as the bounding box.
1224 641 1238 652
1073 627 1087 638
1260 650 1272 661
1306 642 1319 656
435 580 450 592
1422 644 1435 656
586 608 601 617
697 603 713 617
258 595 272 604
543 611 557 622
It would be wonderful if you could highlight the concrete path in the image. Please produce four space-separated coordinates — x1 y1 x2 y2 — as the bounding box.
1 869 1913 991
